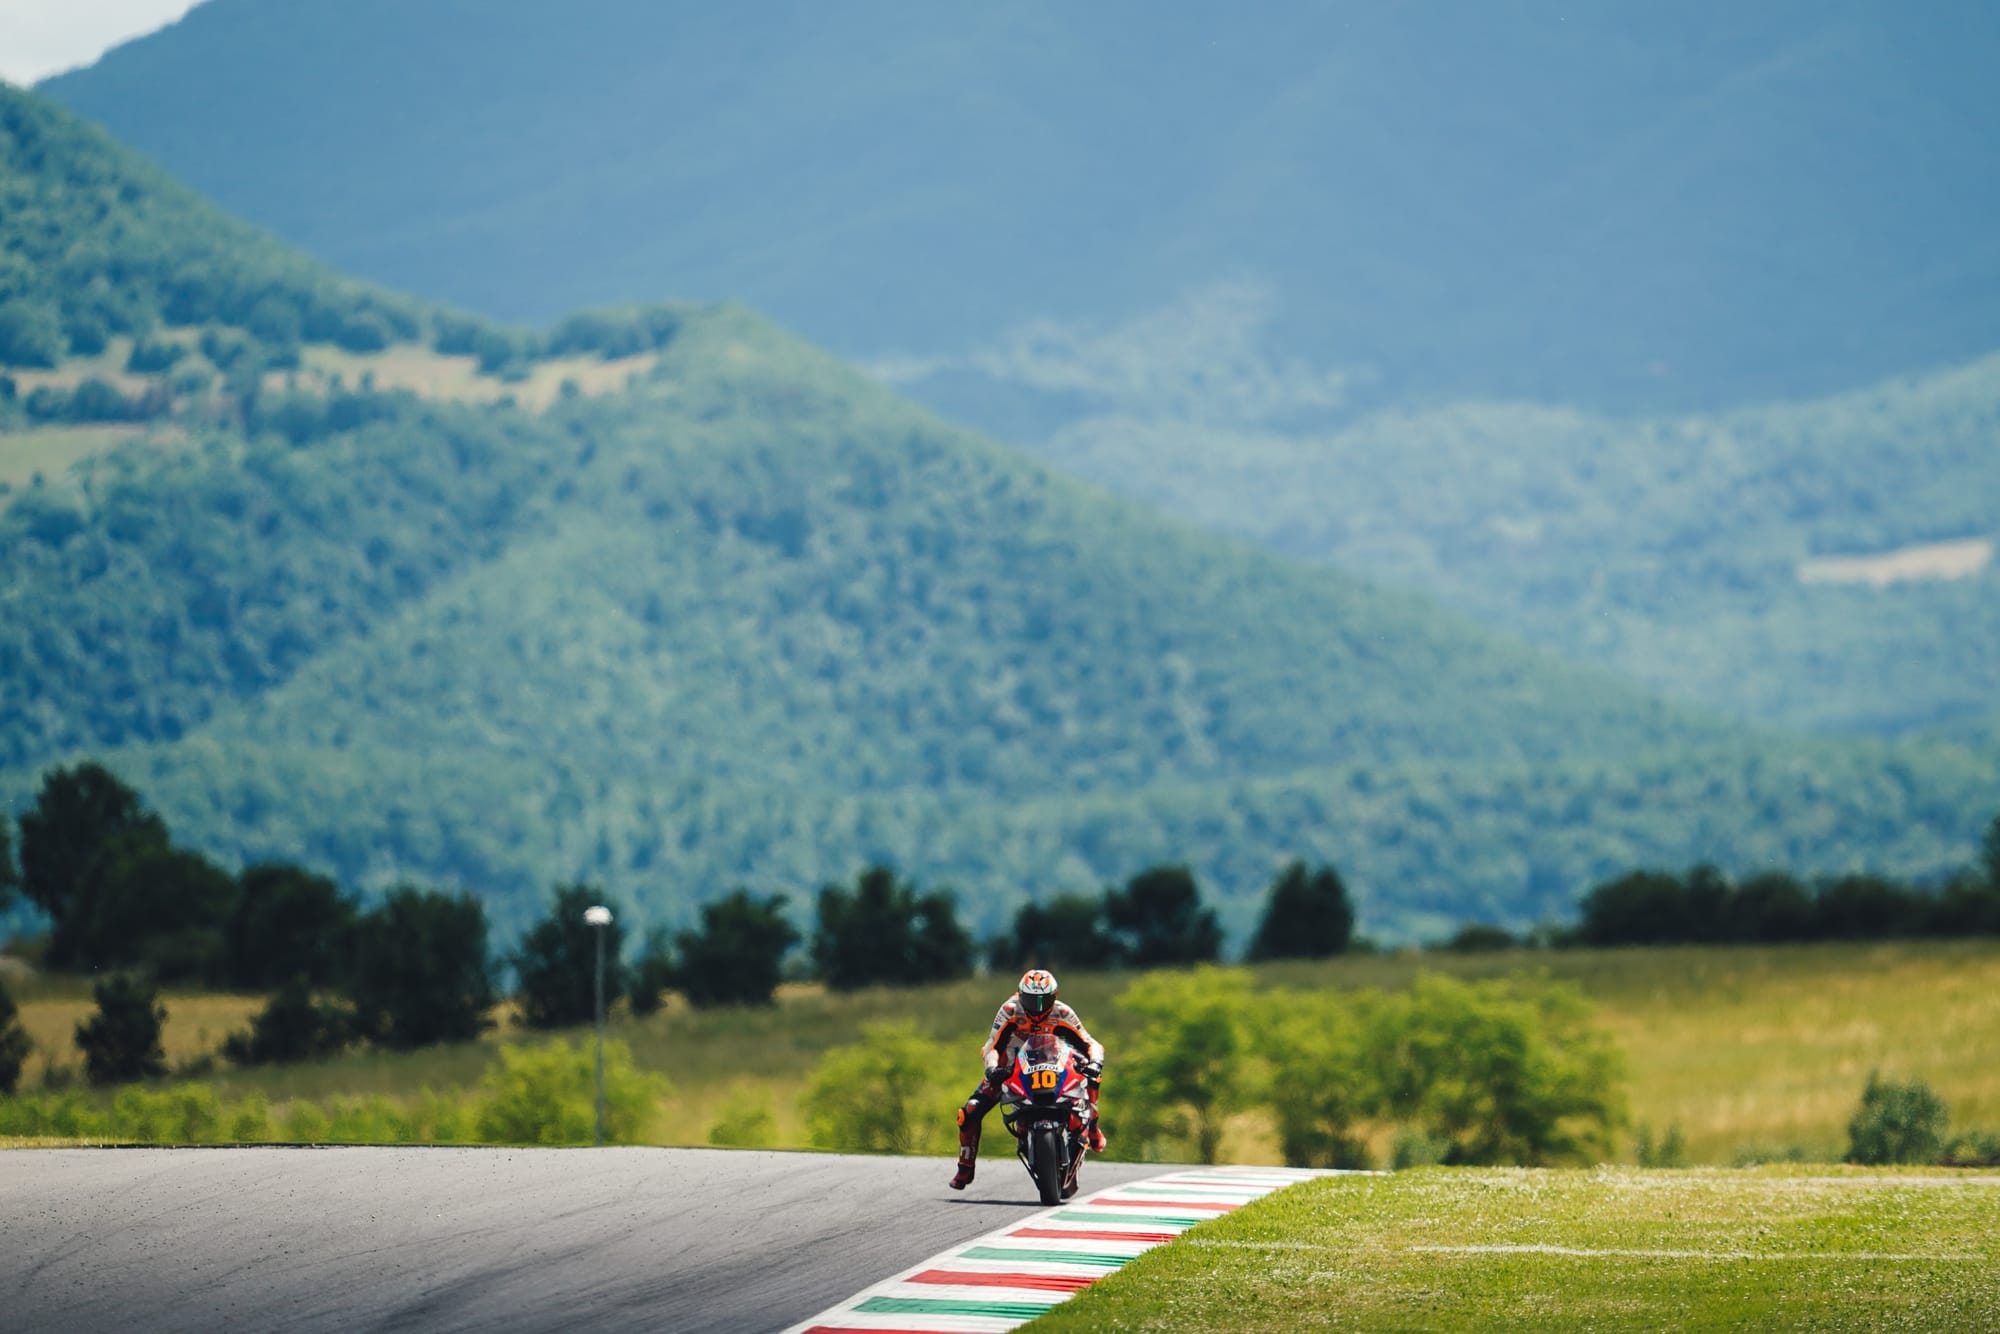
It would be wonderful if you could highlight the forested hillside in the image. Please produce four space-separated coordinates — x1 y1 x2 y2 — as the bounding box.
4 83 1996 944
40 1 2000 743
44 0 2000 413
1003 347 2000 735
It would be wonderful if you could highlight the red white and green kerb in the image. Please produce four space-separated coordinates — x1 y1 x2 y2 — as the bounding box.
781 1166 1336 1334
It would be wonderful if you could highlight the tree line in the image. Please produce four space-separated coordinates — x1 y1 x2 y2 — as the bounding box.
0 761 1356 1091
1572 835 2000 948
4 758 1994 1096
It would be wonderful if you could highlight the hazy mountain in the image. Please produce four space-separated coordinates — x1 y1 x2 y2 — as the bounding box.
5 84 1995 943
43 0 2000 414
937 295 2000 736
40 0 2000 743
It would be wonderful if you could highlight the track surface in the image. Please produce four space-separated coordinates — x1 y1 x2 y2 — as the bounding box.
0 1147 1179 1332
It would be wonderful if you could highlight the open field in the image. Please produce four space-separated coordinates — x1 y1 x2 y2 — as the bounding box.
0 423 158 504
1023 1166 2000 1332
9 941 1999 1160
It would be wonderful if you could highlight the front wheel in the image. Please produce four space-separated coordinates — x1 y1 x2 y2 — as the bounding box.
1030 1127 1063 1206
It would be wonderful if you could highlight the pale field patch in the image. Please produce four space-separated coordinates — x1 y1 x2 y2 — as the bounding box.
1799 536 1992 586
289 345 657 408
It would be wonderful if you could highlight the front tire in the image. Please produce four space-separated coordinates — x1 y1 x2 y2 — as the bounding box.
1030 1127 1063 1206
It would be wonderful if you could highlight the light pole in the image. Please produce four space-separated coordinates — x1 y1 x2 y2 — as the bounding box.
584 904 612 1146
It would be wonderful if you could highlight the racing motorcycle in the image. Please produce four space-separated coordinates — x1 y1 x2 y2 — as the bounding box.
997 1032 1096 1205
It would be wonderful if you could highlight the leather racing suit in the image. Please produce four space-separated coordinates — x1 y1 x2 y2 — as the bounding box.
952 994 1105 1185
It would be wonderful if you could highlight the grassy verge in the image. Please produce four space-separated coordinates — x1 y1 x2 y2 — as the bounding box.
8 941 1998 1160
1025 1167 2000 1332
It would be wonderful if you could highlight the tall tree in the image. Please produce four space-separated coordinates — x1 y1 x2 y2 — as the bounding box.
75 974 167 1086
224 862 358 989
513 884 628 1029
1247 861 1355 961
222 976 353 1066
1577 870 1688 946
348 886 494 1049
0 817 18 915
0 977 32 1095
1984 815 2000 890
671 889 799 1009
994 892 1122 973
812 865 974 991
1104 865 1222 967
76 836 238 981
17 762 169 967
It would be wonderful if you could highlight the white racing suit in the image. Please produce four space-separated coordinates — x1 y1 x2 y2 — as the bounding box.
953 995 1105 1183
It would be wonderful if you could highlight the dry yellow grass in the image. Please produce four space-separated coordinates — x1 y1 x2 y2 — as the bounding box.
16 991 264 1081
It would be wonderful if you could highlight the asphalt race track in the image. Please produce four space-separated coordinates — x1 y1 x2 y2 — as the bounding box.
0 1147 1179 1332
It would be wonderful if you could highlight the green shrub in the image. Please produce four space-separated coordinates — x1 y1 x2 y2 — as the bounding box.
1391 1130 1451 1169
1940 1130 2000 1168
707 1087 778 1148
1634 1122 1688 1168
1115 966 1254 1163
800 1021 953 1154
282 1100 330 1143
75 974 168 1086
228 1093 271 1141
1369 973 1626 1166
223 976 354 1065
1846 1072 1948 1165
0 978 32 1095
109 1084 224 1143
1254 988 1375 1168
475 1038 666 1144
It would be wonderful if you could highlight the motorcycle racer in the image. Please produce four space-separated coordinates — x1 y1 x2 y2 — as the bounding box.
949 968 1105 1190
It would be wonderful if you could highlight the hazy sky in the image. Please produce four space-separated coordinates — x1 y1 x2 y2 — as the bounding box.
0 0 200 85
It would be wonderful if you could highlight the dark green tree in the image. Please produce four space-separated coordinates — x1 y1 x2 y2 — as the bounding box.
224 862 358 989
1247 860 1355 961
0 816 17 915
1577 870 1688 946
17 761 170 967
1726 871 1817 943
348 886 495 1049
1816 874 1919 940
1984 815 2000 890
670 889 800 1008
222 976 353 1065
512 884 628 1029
812 865 974 991
993 892 1122 973
75 974 167 1086
1682 864 1732 943
0 978 32 1095
628 928 675 1017
1104 865 1222 967
74 835 238 981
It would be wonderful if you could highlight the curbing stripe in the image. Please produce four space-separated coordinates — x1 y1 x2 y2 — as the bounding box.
780 1168 1368 1334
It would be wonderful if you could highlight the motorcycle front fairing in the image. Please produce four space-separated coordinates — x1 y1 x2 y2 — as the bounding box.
997 1032 1091 1197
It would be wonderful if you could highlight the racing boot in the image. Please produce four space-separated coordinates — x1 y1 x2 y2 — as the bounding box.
948 1101 982 1189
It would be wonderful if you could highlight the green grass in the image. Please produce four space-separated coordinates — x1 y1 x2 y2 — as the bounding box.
1025 1167 2000 1332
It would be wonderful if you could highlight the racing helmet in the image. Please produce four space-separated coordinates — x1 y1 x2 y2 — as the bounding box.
1018 969 1059 1018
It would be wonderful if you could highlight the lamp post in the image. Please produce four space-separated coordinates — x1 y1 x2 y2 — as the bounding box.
584 904 612 1146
